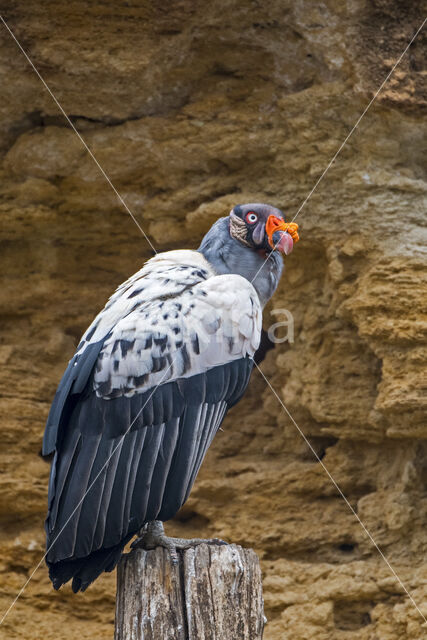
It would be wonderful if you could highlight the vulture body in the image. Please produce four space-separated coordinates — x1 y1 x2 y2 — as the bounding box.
43 204 298 591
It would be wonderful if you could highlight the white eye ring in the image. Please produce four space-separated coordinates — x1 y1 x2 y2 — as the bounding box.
246 212 258 224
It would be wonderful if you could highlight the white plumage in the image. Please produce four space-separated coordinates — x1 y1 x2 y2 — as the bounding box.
73 250 262 398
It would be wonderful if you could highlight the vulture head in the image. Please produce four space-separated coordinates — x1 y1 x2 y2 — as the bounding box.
229 203 297 256
198 202 299 307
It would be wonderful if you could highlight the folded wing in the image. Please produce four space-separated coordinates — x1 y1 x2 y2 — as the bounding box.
44 250 262 591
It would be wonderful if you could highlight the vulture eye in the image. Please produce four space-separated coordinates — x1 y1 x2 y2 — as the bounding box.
245 212 258 224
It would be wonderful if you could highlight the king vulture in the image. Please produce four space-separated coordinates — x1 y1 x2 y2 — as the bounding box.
43 203 299 591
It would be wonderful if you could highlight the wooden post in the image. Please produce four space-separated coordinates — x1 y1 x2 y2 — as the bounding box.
114 543 265 639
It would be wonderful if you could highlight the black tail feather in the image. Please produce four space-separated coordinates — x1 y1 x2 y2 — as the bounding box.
48 540 129 592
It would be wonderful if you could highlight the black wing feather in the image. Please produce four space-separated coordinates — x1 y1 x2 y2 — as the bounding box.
91 437 129 551
43 341 106 455
47 429 81 530
125 422 166 534
184 401 227 502
157 403 205 521
145 418 180 522
103 429 138 544
121 428 148 533
46 357 253 590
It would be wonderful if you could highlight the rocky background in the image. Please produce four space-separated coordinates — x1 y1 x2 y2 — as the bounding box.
0 1 426 639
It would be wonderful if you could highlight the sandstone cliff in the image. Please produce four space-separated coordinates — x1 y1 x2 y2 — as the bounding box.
0 1 426 639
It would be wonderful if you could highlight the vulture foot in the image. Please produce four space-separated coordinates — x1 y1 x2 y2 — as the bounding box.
131 520 227 564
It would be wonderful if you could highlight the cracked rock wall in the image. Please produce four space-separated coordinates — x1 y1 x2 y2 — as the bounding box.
0 1 426 639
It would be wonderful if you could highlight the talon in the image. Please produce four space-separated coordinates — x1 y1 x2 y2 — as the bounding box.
205 538 228 546
131 521 227 563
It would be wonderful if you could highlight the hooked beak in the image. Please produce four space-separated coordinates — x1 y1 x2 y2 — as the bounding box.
271 230 294 255
265 215 299 255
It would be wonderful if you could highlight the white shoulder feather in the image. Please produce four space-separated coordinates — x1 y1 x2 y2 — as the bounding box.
75 250 215 350
93 272 262 398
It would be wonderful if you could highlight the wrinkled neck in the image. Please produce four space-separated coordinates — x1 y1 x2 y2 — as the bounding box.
198 217 283 307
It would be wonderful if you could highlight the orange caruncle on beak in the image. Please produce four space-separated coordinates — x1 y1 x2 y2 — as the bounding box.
265 215 300 254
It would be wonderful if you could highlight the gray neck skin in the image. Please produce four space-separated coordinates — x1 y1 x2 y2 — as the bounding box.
198 216 283 307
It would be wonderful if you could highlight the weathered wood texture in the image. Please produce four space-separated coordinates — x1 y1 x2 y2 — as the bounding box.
115 544 264 640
